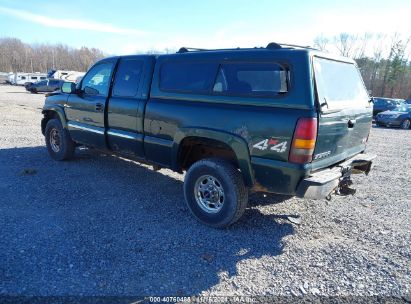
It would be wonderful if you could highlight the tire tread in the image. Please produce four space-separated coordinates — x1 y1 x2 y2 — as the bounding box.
184 158 248 228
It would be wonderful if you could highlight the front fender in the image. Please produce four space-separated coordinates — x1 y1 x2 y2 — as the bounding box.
41 105 68 134
172 127 254 186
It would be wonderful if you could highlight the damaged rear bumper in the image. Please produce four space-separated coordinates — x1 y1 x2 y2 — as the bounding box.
296 153 376 200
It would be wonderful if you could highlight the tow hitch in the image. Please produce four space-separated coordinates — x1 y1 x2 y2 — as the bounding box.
336 176 356 196
325 173 356 201
297 153 376 200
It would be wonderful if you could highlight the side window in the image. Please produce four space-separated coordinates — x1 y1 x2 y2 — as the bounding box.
160 62 218 93
21 76 26 80
112 59 143 97
213 63 288 96
81 62 114 96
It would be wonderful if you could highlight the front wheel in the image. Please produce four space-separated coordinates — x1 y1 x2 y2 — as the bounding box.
184 158 248 228
400 119 410 129
45 118 76 160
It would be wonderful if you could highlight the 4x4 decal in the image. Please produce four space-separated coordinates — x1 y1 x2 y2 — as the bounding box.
253 138 287 153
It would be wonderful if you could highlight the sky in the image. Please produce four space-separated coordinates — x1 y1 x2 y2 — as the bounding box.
0 0 410 55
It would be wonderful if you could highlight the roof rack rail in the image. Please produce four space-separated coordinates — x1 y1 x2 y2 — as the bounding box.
267 42 320 51
177 46 258 53
175 43 321 54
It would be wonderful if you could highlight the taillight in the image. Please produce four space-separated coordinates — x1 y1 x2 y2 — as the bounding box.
289 117 318 164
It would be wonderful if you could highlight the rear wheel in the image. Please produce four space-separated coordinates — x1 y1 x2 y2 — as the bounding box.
400 119 410 129
45 118 75 160
184 158 248 228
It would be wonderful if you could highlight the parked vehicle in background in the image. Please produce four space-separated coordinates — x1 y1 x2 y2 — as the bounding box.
372 97 405 117
41 43 375 228
8 72 48 86
47 69 85 82
27 73 47 84
0 72 8 84
375 104 411 129
9 73 31 85
26 79 64 93
6 72 14 84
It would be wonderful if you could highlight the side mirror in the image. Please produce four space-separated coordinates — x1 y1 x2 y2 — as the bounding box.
61 82 76 94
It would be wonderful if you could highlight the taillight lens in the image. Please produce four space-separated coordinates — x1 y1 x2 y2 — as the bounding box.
289 117 318 164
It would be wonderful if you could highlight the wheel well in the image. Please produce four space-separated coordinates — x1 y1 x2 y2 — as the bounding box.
178 137 239 171
41 110 60 134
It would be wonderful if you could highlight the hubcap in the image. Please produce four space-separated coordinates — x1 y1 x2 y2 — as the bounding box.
194 175 225 213
402 120 410 129
49 128 61 153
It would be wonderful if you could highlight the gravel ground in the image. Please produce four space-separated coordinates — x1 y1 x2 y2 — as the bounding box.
0 85 410 301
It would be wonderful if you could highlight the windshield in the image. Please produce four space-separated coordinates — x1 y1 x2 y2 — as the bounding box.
314 57 369 108
394 104 411 112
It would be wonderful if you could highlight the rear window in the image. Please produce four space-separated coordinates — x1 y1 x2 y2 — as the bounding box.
314 57 369 108
160 62 218 93
213 63 288 96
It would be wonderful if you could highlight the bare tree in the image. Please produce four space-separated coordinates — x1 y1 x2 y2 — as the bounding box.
334 33 358 57
0 37 106 73
313 34 329 51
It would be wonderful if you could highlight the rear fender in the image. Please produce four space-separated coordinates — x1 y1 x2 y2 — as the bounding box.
172 128 254 186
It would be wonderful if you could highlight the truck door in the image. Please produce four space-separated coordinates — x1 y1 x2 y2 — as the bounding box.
312 56 372 169
65 59 116 148
107 56 155 157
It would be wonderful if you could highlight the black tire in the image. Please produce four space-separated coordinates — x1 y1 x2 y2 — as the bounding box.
184 158 248 228
400 119 410 129
45 118 75 160
30 89 37 94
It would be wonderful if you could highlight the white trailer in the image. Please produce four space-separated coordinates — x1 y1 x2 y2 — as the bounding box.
6 72 14 84
8 72 48 85
27 73 47 83
12 73 31 85
49 70 85 82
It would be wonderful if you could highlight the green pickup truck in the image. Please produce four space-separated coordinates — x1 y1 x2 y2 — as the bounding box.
41 43 375 228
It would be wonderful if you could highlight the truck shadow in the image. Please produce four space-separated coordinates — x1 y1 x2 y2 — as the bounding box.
0 146 295 297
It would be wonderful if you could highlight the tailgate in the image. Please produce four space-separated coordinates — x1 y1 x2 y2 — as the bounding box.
312 57 372 169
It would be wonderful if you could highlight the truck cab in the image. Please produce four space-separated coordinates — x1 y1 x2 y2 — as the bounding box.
41 43 375 228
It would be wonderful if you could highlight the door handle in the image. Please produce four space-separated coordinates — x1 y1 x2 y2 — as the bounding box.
95 103 103 112
348 119 356 128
